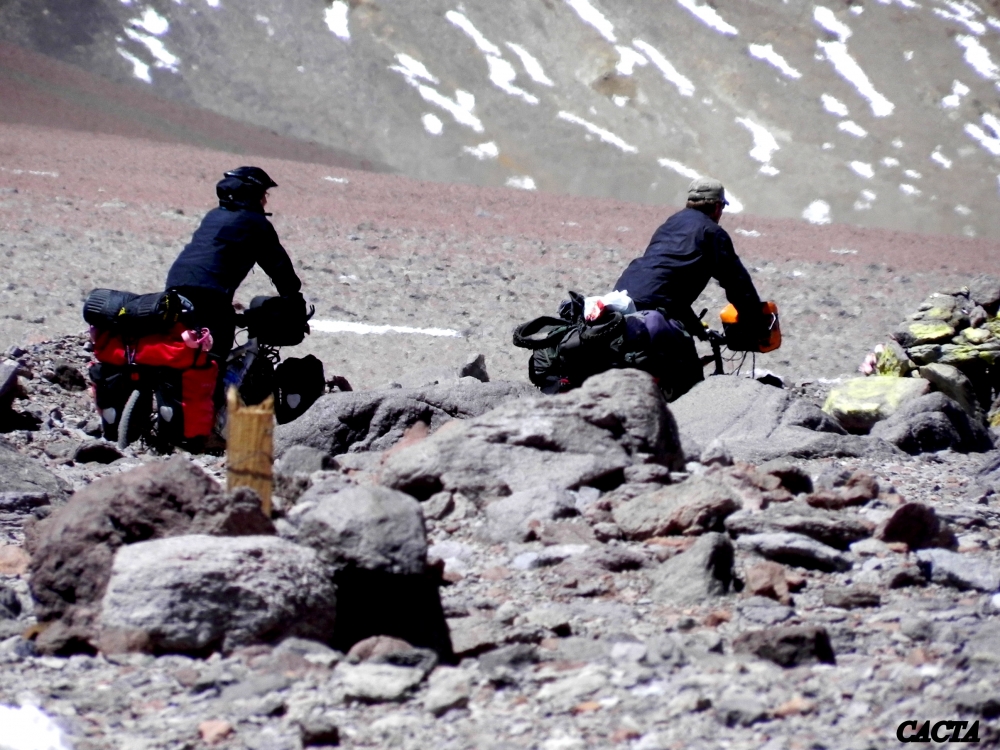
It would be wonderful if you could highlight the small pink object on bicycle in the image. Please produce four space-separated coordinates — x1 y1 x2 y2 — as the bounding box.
182 328 214 351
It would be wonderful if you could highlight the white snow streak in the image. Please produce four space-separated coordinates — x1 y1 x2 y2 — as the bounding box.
132 7 169 35
748 44 801 79
124 28 179 70
0 704 72 750
506 43 555 86
422 113 443 135
557 111 638 153
821 94 849 116
854 189 876 210
849 161 874 178
0 167 59 177
464 141 499 160
506 176 537 191
325 1 350 40
956 204 973 215
117 47 152 82
817 41 895 117
942 80 971 108
616 46 648 76
802 200 831 224
965 113 1000 155
447 12 539 105
311 320 462 338
814 6 852 42
900 183 922 196
956 35 1000 82
931 149 953 168
632 39 695 97
904 169 922 179
446 10 501 56
206 0 220 6
882 156 900 167
390 54 439 85
563 0 616 43
934 3 987 35
656 158 700 180
735 117 780 173
838 120 868 137
677 0 738 35
323 176 349 184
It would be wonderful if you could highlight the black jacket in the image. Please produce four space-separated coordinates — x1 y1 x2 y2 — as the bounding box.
166 202 301 301
615 208 761 327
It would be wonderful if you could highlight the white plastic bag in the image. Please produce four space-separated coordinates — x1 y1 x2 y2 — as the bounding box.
583 290 636 321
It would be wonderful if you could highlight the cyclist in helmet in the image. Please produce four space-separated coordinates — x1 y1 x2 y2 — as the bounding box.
166 166 304 407
613 177 763 399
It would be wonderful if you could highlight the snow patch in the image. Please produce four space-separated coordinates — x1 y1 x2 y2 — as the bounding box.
255 14 274 37
802 200 832 224
814 6 852 42
422 113 444 135
956 35 1000 82
323 176 349 184
558 111 638 153
506 43 555 86
446 10 501 56
749 44 801 79
616 46 648 76
854 188 876 210
933 3 987 35
563 0 617 43
821 94 849 117
904 169 922 179
124 28 180 71
735 228 761 237
900 183 922 196
956 204 973 215
942 80 971 108
0 704 72 750
132 7 169 35
324 1 350 41
464 141 499 160
0 167 59 177
677 0 738 35
390 54 439 85
312 320 462 338
965 113 1000 155
849 161 874 178
205 0 220 6
632 39 695 97
506 176 537 191
838 120 868 138
447 12 539 105
882 156 900 167
117 47 152 83
817 41 894 116
735 117 780 173
931 149 953 168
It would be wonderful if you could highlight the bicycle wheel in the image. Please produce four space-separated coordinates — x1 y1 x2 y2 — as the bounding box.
118 388 144 450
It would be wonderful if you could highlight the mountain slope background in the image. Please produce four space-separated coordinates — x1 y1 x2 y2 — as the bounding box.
3 0 1000 238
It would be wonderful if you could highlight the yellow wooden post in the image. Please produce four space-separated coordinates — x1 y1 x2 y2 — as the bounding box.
225 387 274 517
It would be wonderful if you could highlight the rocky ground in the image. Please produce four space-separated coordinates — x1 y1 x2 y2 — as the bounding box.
4 122 1000 750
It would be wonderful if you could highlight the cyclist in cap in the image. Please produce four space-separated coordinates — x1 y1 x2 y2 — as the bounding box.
613 177 763 398
166 166 304 407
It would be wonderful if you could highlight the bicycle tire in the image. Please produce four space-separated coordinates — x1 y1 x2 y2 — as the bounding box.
118 388 142 450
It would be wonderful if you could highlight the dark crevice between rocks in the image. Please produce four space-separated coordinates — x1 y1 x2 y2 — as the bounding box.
331 567 455 665
576 468 625 494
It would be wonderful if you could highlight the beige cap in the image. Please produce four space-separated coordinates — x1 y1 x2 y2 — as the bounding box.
687 177 728 205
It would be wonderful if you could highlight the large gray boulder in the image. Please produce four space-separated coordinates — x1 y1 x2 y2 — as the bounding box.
380 370 682 505
870 392 993 454
97 535 337 656
482 487 579 543
273 380 534 458
724 501 872 550
649 532 734 604
281 485 427 576
26 456 274 655
670 377 894 463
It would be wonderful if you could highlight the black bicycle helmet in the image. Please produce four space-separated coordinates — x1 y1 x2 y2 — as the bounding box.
224 166 278 190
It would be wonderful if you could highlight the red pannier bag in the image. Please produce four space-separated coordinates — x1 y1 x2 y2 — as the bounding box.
180 364 217 439
92 323 209 368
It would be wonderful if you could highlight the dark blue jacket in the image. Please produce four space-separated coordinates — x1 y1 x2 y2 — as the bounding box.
166 202 301 301
615 208 761 326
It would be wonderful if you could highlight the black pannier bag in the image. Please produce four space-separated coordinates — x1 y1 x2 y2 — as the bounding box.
274 355 325 424
83 288 192 337
89 362 129 442
243 295 315 347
